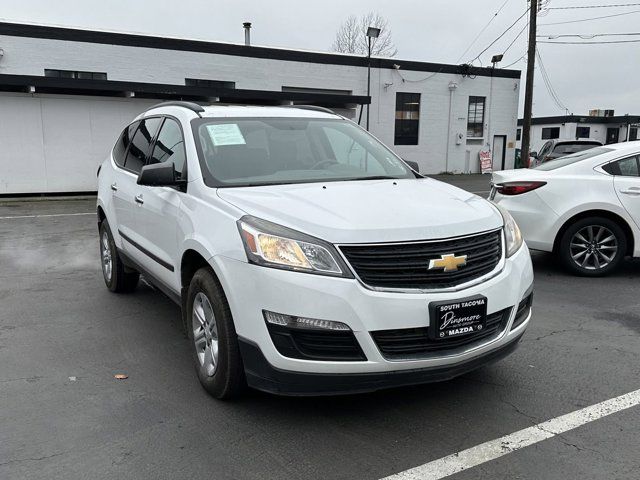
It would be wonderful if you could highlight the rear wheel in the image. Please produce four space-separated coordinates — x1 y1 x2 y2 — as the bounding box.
99 220 139 292
558 217 626 276
186 267 245 399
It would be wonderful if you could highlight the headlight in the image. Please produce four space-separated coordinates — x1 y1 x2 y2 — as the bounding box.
237 216 352 278
494 203 523 257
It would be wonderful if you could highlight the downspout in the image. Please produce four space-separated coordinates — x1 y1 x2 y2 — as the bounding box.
445 81 458 173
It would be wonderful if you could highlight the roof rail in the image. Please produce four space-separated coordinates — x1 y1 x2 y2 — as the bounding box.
146 101 205 116
286 105 336 115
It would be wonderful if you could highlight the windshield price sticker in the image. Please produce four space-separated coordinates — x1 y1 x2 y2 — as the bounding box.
206 124 246 146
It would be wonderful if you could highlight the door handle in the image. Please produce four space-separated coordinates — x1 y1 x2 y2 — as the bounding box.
110 183 118 192
619 188 640 196
135 194 144 205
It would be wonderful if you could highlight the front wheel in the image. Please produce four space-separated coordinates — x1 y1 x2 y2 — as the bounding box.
186 267 245 399
99 220 139 292
558 217 626 276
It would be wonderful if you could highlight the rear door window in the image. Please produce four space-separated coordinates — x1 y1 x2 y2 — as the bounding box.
149 118 187 179
113 121 139 168
124 118 162 174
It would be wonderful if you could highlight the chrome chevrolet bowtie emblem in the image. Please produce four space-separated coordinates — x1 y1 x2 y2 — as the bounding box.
428 253 468 272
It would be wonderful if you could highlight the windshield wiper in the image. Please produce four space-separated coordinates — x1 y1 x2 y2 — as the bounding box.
346 176 399 181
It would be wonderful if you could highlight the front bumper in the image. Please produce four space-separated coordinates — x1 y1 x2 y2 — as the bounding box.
239 330 525 395
211 243 534 380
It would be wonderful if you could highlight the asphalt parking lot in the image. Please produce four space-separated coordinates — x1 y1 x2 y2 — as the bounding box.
1 177 639 480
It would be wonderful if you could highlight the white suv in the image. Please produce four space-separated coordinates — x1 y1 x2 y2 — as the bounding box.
97 102 534 398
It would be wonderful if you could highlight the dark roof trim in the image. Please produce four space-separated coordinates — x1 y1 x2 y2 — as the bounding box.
518 115 640 126
0 74 370 106
0 22 521 79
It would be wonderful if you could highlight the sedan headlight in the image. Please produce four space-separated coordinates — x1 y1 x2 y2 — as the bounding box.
237 216 352 277
494 203 523 257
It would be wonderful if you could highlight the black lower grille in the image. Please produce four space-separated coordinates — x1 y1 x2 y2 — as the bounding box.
511 292 533 330
266 323 366 361
339 230 502 290
371 308 512 360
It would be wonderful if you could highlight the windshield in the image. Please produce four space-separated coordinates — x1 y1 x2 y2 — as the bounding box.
193 117 414 187
534 146 614 171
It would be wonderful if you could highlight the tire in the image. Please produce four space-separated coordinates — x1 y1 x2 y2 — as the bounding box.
99 220 140 292
558 216 627 277
186 267 245 399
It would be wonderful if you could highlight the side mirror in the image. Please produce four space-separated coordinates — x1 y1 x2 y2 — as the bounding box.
404 160 420 173
137 162 186 187
529 151 538 159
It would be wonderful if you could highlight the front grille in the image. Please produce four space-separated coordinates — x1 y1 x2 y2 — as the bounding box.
511 292 533 330
266 323 366 361
371 308 511 360
339 230 502 290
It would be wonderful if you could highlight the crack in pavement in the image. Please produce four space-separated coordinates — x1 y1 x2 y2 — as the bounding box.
0 451 67 467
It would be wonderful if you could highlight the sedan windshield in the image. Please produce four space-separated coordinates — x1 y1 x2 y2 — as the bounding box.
193 117 414 187
534 146 614 171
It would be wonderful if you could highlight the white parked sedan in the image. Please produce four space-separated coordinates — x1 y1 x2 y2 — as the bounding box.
491 142 640 276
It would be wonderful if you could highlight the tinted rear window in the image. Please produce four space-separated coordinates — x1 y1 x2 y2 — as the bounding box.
535 147 614 171
552 142 601 156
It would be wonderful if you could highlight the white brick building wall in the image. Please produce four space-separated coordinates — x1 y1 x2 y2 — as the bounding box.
0 24 521 194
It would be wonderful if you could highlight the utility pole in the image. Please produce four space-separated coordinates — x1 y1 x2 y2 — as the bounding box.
521 0 537 164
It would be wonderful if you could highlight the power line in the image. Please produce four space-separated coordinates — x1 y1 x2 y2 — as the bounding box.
549 3 640 9
539 32 640 38
456 0 511 63
535 48 569 112
539 9 640 25
468 7 530 63
502 22 529 55
502 53 527 68
539 38 640 43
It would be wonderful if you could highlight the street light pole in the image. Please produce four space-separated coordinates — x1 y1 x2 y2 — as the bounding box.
365 26 380 132
367 35 372 131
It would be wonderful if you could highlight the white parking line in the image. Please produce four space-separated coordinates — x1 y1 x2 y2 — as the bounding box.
0 212 94 220
381 388 640 480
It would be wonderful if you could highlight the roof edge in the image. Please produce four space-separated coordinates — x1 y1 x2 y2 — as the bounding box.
0 21 521 79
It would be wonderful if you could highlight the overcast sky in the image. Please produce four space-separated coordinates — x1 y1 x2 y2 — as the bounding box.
2 0 639 117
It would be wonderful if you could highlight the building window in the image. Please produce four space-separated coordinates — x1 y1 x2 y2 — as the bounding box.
44 69 107 80
542 127 560 140
630 127 638 141
516 129 521 141
185 78 236 89
467 96 485 138
394 93 420 145
576 126 591 138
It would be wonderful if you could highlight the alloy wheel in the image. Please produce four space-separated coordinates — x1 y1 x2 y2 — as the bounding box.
192 292 219 377
100 231 113 282
569 225 618 271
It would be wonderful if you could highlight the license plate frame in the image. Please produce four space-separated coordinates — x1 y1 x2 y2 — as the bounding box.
429 295 488 340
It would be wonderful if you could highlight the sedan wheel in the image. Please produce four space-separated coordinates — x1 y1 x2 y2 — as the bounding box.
569 225 618 271
559 216 626 277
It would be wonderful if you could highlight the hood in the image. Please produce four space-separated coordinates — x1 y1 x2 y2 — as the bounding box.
216 178 503 244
